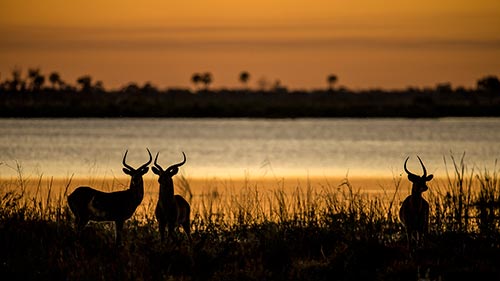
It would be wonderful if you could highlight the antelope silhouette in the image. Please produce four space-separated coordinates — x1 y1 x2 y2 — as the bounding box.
399 156 433 249
152 152 191 242
67 149 152 244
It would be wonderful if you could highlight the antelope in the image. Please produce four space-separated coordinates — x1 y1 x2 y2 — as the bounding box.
152 151 191 242
399 156 433 248
67 149 152 244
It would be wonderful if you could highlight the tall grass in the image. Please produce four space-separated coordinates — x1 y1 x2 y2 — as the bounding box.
0 163 73 223
475 160 500 235
1 155 500 280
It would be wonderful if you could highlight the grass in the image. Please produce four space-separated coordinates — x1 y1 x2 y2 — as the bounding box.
1 156 500 280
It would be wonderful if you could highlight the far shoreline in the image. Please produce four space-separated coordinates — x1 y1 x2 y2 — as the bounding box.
1 85 500 118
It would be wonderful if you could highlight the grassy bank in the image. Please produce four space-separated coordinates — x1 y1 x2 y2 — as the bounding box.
1 156 500 280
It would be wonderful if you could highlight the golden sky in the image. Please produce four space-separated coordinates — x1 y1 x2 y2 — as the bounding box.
1 0 499 89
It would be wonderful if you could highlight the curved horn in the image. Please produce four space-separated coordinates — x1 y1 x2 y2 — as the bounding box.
154 151 164 170
122 150 134 170
417 155 427 178
404 156 419 178
139 148 153 170
166 152 186 171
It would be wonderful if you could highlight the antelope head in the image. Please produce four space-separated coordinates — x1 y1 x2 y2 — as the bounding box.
404 156 433 195
122 148 153 188
152 152 186 185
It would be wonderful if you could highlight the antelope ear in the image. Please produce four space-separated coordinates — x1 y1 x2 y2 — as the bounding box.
123 168 132 175
152 166 161 175
407 174 420 182
140 167 149 174
426 174 434 181
168 168 179 176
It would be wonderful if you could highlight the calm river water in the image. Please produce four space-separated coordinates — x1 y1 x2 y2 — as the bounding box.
0 118 499 179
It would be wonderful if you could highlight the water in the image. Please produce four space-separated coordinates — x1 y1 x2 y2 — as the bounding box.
0 118 499 179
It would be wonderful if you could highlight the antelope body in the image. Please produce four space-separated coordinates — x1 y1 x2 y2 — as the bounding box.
399 156 433 247
67 149 152 244
152 152 191 242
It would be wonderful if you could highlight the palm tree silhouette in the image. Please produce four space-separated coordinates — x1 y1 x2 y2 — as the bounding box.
77 75 93 92
191 73 202 91
327 74 338 91
33 75 45 91
28 68 44 91
28 68 40 81
49 72 62 90
201 72 213 91
239 71 250 90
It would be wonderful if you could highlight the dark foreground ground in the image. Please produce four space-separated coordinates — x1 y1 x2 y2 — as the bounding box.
0 197 500 280
1 216 500 281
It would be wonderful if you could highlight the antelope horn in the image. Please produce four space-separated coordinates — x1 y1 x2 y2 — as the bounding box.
139 148 153 170
166 152 186 171
404 156 419 178
154 151 164 170
417 155 427 178
122 150 134 170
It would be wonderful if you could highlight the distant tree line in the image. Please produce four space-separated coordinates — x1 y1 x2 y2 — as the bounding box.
1 67 499 95
0 68 106 94
0 67 499 118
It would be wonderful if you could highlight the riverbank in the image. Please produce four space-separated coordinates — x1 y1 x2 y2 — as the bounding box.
1 168 500 280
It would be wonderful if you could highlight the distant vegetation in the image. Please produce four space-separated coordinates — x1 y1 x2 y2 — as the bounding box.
1 155 500 280
0 68 499 117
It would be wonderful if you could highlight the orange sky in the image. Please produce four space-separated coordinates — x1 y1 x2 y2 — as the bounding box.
1 0 499 90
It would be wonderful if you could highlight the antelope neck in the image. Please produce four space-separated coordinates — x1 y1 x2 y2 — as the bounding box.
130 177 145 201
159 178 175 199
411 185 423 197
